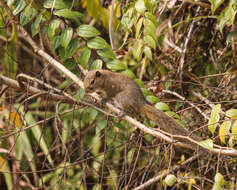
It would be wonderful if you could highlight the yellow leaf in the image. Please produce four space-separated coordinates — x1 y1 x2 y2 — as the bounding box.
9 111 23 128
198 139 214 150
219 121 231 144
0 156 7 172
232 120 237 141
208 104 221 135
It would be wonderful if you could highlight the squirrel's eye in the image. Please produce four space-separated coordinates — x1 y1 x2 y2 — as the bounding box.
90 79 95 85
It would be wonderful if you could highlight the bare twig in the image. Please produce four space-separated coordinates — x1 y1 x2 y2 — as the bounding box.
163 89 210 120
109 0 115 49
178 6 200 80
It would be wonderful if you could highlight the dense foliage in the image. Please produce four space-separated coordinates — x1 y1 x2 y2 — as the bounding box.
0 0 237 189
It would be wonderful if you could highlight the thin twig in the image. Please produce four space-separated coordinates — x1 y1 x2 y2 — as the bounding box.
109 0 115 50
163 89 210 120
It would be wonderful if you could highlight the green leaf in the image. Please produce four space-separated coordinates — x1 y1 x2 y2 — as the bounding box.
214 173 225 186
135 0 146 14
144 35 156 49
145 12 157 27
106 60 127 71
135 17 143 39
87 37 110 49
48 19 61 39
212 183 223 190
31 12 43 37
43 0 71 9
97 48 116 59
96 120 107 134
13 0 26 15
51 35 61 50
165 111 181 119
144 18 157 42
210 0 225 14
88 108 98 124
231 120 237 141
155 102 170 111
60 28 73 49
54 9 84 24
132 41 143 61
226 109 237 119
90 59 103 70
20 5 37 26
217 1 237 33
143 46 152 60
79 48 91 68
208 104 221 135
165 174 177 187
141 88 153 97
120 69 136 79
219 121 231 144
146 95 160 103
198 139 214 150
77 24 100 38
64 38 80 58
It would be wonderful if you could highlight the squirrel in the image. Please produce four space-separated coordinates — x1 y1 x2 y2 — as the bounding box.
83 69 203 150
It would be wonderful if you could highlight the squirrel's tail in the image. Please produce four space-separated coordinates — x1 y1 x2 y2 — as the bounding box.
140 104 200 141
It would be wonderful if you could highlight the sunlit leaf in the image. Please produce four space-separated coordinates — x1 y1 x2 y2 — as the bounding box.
145 12 157 27
77 24 100 38
43 0 71 9
13 0 26 15
143 46 152 60
144 18 157 42
146 95 160 103
210 0 225 14
155 102 170 111
165 174 177 187
208 104 221 135
226 109 237 119
232 120 237 141
144 35 156 49
132 41 143 61
135 0 146 14
198 139 214 150
9 111 23 128
214 173 225 185
135 17 143 39
219 120 231 144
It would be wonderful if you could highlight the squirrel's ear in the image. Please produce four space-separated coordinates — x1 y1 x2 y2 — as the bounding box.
95 70 101 77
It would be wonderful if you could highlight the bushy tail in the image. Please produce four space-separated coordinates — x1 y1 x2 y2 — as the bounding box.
140 104 200 141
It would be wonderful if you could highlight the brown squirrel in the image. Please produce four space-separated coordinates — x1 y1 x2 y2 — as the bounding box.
84 69 202 147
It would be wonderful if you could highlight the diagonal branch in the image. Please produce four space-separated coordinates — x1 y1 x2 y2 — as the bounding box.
1 1 237 157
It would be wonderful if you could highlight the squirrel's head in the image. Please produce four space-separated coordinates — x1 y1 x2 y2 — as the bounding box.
83 70 104 93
